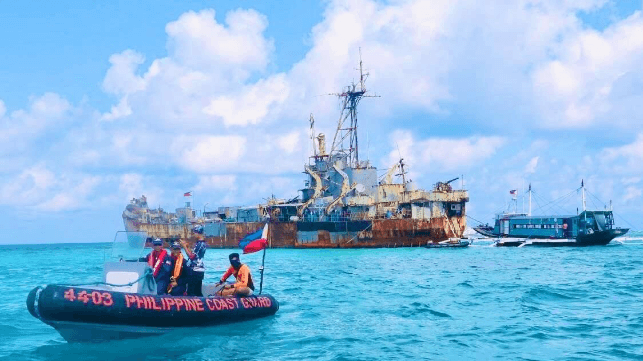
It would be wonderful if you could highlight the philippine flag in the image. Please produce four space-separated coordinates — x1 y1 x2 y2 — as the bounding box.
238 223 268 254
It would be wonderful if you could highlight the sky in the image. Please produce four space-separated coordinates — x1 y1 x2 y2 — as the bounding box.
1 0 643 244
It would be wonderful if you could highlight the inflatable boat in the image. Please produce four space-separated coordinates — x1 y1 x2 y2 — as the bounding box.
425 238 471 248
26 232 279 342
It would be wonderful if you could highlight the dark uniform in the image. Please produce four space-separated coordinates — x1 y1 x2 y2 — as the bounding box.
143 239 172 295
186 240 206 296
168 242 189 296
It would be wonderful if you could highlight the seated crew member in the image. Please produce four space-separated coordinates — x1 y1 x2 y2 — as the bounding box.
181 233 206 296
142 238 172 295
215 253 254 297
168 241 189 296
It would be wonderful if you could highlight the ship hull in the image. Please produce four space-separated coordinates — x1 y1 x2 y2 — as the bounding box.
494 229 629 247
124 217 466 248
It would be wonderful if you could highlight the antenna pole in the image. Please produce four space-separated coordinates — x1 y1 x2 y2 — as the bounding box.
528 184 532 216
359 48 365 91
309 114 317 157
328 49 378 168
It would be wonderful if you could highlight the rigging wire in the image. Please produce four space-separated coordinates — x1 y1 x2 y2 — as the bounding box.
585 189 607 209
613 212 639 230
466 214 488 225
530 188 579 215
585 189 640 230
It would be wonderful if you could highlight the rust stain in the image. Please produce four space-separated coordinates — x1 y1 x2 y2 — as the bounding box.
141 216 466 249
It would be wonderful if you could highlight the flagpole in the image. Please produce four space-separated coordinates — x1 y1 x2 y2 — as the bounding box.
259 246 266 295
259 219 271 294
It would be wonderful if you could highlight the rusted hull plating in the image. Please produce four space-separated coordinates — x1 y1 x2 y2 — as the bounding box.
131 217 466 249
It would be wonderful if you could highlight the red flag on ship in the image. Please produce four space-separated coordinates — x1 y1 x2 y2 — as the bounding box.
184 191 192 197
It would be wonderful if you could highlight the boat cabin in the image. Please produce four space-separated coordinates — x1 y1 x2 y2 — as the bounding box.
491 210 615 239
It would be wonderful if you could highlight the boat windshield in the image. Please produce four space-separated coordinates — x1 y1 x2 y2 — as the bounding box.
108 231 149 262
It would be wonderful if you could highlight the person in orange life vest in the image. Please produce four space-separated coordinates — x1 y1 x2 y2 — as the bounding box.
167 241 189 296
215 253 254 297
142 238 172 295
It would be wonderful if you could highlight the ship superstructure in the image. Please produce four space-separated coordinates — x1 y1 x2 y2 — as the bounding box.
123 57 469 248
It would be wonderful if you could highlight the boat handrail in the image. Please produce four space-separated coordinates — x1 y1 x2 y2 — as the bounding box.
51 267 155 291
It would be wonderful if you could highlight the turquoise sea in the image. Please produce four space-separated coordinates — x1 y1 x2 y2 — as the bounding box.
2 238 643 360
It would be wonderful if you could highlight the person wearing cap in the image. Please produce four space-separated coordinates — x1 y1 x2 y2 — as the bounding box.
142 238 172 295
167 241 189 296
215 253 254 297
181 227 207 296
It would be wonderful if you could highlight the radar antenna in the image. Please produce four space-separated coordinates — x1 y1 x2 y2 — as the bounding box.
395 143 408 186
329 48 380 168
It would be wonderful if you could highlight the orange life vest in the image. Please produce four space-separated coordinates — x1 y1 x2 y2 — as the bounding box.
167 253 184 293
148 250 168 277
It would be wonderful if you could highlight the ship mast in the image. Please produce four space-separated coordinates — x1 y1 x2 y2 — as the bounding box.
528 183 532 216
329 49 379 168
396 157 408 187
581 179 586 212
309 114 317 157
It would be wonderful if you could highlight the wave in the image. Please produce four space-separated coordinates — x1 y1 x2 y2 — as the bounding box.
398 302 452 318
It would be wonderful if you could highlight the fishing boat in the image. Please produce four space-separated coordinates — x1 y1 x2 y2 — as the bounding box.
473 182 629 247
26 232 278 342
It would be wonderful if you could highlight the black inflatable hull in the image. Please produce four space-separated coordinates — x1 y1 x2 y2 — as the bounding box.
27 285 279 342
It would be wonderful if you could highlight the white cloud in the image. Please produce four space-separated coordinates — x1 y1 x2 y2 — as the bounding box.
0 165 102 211
0 93 73 157
623 186 642 202
166 9 273 74
0 99 6 118
100 8 279 127
0 165 55 204
194 175 237 192
172 135 246 173
119 173 144 195
202 74 289 126
622 177 641 185
36 176 102 211
102 50 147 96
601 133 643 170
276 130 301 154
524 156 540 174
101 98 132 121
532 11 643 128
385 130 506 174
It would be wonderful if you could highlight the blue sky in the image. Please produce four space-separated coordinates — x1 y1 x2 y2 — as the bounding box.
1 0 643 244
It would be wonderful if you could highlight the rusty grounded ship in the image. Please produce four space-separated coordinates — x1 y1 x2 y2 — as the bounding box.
123 59 469 248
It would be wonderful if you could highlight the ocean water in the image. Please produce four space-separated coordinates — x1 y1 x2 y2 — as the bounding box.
2 240 643 360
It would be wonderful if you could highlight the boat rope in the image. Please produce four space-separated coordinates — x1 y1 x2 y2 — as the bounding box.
53 268 155 290
466 215 487 225
613 212 639 230
585 189 640 230
343 222 373 244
